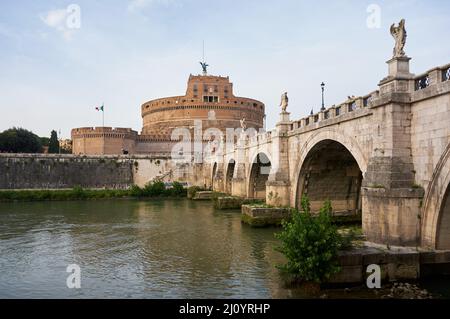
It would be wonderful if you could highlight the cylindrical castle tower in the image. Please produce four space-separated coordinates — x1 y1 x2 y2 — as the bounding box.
140 74 265 137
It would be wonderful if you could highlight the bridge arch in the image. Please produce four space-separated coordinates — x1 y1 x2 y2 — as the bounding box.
422 143 450 249
247 152 272 200
292 130 367 212
224 158 236 194
211 162 218 190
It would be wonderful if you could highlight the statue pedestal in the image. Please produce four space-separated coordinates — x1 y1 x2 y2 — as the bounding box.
379 56 414 94
279 111 290 123
387 56 412 78
276 112 291 135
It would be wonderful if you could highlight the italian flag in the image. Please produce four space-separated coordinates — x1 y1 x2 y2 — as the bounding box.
95 104 104 112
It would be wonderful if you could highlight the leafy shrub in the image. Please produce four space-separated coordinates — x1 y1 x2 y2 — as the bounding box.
170 181 186 197
275 196 344 284
143 181 166 196
129 185 144 197
72 186 86 199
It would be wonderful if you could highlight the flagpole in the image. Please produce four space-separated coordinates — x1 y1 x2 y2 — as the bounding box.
102 103 105 155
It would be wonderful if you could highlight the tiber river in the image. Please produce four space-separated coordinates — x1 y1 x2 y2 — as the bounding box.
0 199 449 299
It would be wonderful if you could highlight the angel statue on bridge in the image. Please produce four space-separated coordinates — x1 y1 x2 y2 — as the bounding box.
390 19 407 58
240 118 247 130
280 92 289 112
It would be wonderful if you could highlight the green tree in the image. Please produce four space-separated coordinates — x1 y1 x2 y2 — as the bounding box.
275 196 344 284
40 137 50 147
0 127 42 153
48 130 60 154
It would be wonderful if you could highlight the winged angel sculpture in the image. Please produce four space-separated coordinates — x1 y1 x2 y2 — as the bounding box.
390 19 407 58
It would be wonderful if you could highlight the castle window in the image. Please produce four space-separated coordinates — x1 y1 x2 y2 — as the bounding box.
214 85 218 93
193 84 198 92
203 84 208 92
203 96 219 103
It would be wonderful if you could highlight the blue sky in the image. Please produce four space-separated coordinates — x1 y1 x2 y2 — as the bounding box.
1 0 449 138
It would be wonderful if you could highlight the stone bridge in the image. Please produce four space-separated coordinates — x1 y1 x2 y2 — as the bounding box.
200 56 450 250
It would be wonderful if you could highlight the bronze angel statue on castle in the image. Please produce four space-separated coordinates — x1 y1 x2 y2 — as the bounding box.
390 19 407 58
280 92 288 112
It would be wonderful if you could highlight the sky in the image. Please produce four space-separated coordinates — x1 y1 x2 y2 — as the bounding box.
0 0 449 138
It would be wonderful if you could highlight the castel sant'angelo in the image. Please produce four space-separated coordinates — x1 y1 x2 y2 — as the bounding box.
71 64 266 155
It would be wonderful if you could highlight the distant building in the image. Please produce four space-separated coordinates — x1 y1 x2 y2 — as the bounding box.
71 71 265 155
60 139 73 153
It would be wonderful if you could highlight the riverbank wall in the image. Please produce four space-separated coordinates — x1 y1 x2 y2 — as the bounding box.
0 154 187 189
331 244 450 285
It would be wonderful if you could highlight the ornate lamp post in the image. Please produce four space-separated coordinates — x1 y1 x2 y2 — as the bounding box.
321 82 326 111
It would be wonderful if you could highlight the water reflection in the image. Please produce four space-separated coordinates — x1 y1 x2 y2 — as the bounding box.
2 199 448 299
0 199 287 298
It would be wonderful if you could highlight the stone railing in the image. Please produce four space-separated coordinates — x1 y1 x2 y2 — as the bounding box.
290 92 377 132
414 62 450 91
443 65 450 82
415 73 430 91
289 62 450 132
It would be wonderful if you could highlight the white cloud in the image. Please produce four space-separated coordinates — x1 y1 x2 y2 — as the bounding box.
40 8 76 41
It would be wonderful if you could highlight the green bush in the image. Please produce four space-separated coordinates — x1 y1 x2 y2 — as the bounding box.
143 181 166 196
275 196 344 284
72 186 86 199
170 181 186 197
129 185 144 197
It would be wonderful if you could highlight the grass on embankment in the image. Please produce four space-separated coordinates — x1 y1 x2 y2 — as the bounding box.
0 181 187 202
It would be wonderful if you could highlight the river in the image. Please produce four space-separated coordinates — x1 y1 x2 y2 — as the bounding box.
0 199 449 299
